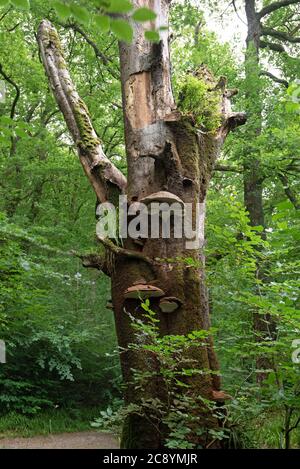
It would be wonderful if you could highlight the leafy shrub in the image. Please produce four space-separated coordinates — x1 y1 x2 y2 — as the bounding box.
92 300 227 449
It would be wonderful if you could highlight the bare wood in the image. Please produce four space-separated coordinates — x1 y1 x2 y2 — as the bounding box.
38 3 247 448
61 22 120 80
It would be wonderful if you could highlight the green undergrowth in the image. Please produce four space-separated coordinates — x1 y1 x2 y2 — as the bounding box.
252 411 300 449
0 407 101 438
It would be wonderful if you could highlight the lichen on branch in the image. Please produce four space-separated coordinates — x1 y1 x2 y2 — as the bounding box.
37 20 127 203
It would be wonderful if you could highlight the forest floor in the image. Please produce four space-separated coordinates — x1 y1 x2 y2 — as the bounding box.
0 431 119 449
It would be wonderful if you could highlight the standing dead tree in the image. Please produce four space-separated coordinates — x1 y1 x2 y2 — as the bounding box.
37 0 246 448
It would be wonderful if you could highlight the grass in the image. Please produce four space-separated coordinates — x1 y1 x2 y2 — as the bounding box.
251 411 300 449
0 407 299 448
0 407 101 439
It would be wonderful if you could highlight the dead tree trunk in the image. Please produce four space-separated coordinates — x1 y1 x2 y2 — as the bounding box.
37 1 245 448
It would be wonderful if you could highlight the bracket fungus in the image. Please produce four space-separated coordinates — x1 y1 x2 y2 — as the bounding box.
140 191 184 207
132 278 147 286
211 390 232 402
140 191 184 217
124 284 165 300
159 297 182 313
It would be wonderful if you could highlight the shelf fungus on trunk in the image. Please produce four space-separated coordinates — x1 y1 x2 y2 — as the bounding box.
139 191 185 217
159 296 183 313
140 191 184 207
37 0 247 448
124 284 165 300
211 390 232 402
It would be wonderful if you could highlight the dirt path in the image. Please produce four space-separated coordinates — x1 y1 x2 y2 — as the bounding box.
0 431 119 449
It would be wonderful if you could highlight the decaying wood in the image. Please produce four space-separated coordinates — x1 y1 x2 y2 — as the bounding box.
115 0 247 448
37 2 246 449
77 252 109 274
37 20 126 204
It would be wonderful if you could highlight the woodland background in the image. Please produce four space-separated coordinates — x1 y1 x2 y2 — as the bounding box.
0 0 299 448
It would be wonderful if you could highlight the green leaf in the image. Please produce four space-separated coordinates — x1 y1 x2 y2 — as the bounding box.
110 18 133 42
144 30 160 42
71 5 90 25
251 225 264 232
53 1 70 21
278 221 288 230
14 128 28 138
107 0 133 13
0 116 12 125
95 0 110 6
0 0 9 7
132 7 156 22
277 200 292 211
10 0 30 10
94 14 110 32
285 101 299 113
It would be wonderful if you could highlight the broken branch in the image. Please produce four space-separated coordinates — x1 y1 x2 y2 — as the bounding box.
37 20 126 204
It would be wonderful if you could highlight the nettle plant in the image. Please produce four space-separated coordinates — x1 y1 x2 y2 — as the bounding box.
93 299 230 449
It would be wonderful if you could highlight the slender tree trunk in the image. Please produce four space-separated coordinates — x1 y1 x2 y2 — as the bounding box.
244 0 276 382
244 0 263 227
37 1 245 448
